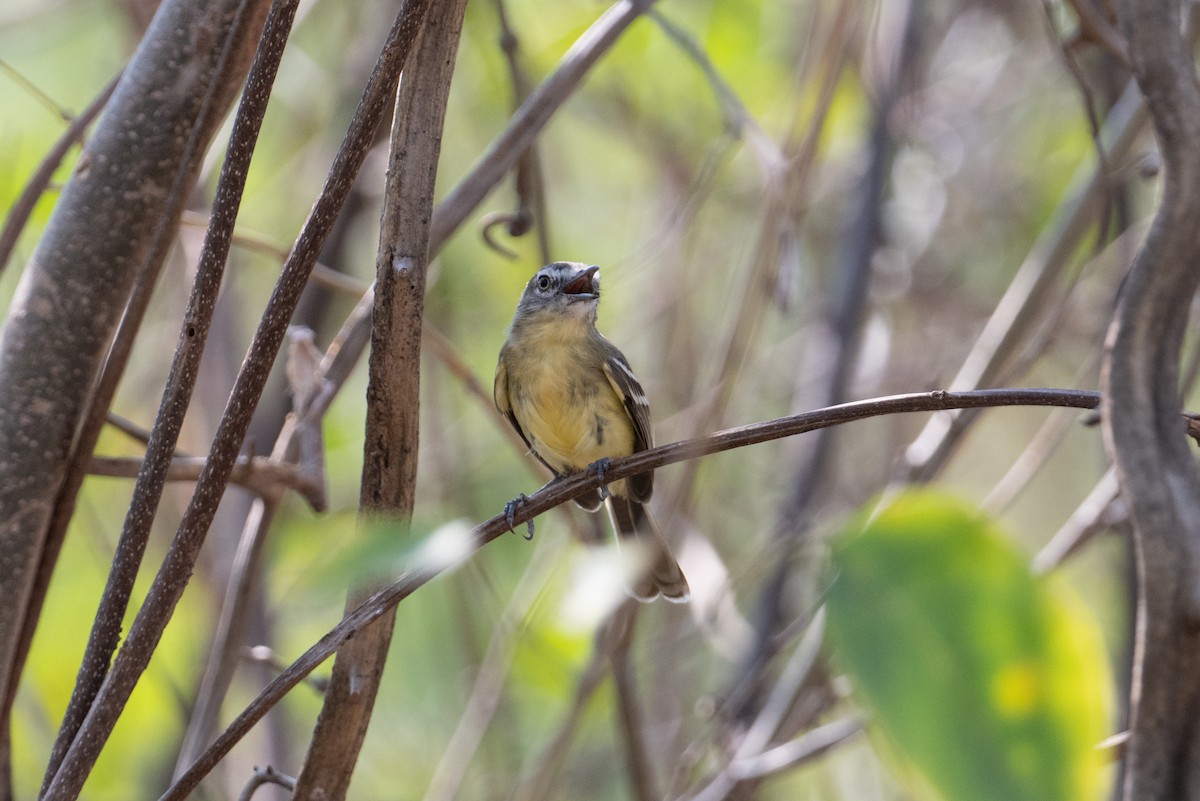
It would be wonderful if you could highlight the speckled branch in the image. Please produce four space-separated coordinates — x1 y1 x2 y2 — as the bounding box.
1102 2 1200 799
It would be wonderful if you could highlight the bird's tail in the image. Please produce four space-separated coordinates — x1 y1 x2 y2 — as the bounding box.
606 494 690 603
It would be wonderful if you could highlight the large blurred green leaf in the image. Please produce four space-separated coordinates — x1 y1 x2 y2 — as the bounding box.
827 491 1112 801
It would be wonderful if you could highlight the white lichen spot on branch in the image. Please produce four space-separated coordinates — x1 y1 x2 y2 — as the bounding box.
392 253 414 275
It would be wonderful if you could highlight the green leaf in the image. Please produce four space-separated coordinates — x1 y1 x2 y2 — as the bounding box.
827 491 1112 801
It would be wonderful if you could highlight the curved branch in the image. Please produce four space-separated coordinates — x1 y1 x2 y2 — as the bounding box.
1103 2 1200 798
163 387 1101 799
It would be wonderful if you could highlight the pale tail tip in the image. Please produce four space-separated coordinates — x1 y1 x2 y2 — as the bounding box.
629 578 691 604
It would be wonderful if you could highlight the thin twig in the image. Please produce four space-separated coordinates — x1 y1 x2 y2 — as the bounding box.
677 609 828 801
724 716 863 782
1064 0 1130 64
290 0 449 791
0 57 73 120
87 455 323 508
163 387 1105 799
1041 0 1116 251
982 356 1102 514
1031 466 1123 573
421 534 564 801
608 605 659 801
104 412 180 450
481 0 550 262
178 209 365 296
173 496 281 779
900 74 1148 480
0 70 121 277
237 765 296 801
42 0 428 794
242 646 330 693
430 0 660 252
36 0 279 790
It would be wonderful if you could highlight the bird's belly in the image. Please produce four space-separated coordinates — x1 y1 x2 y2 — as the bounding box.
514 365 633 474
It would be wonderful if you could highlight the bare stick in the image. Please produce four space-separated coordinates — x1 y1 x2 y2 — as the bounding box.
41 0 432 796
429 0 659 252
87 455 321 507
0 70 121 277
34 0 276 790
1032 467 1123 574
901 74 1148 480
723 716 862 783
163 387 1103 799
740 0 921 720
290 0 455 794
237 765 296 801
1101 2 1200 796
608 606 659 801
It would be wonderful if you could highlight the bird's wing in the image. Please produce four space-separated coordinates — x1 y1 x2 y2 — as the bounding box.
602 347 654 501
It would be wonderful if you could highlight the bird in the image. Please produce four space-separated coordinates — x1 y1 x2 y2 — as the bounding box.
494 261 690 602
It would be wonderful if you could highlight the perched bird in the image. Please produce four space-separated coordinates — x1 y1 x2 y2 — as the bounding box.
494 261 690 602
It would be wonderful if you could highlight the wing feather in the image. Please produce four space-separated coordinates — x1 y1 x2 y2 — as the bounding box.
601 345 654 501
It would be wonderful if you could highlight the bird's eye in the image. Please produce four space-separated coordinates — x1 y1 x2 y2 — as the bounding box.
536 275 551 291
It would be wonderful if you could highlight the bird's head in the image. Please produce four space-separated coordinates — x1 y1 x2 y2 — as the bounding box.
515 261 601 322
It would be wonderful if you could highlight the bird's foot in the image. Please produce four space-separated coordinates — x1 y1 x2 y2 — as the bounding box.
504 494 535 540
587 457 613 500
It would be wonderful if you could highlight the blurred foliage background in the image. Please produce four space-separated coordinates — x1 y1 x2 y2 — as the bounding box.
0 0 1143 798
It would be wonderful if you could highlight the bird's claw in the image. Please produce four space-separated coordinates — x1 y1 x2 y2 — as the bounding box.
587 457 613 500
504 494 535 540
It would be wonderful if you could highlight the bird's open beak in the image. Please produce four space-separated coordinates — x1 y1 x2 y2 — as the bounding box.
562 265 600 299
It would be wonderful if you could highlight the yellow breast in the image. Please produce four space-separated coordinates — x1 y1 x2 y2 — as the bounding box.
503 318 634 475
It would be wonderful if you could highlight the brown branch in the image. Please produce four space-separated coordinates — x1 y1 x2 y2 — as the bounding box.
24 0 274 792
429 0 659 252
87 455 323 509
1102 1 1200 798
1065 0 1131 63
237 765 296 801
608 605 659 801
40 0 431 795
1031 466 1124 573
901 75 1150 480
162 387 1103 799
290 0 456 795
